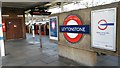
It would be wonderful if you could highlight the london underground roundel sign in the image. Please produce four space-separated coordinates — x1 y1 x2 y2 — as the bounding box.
63 15 83 43
98 19 108 30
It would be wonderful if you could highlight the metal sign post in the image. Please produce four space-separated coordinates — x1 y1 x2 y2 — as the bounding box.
39 23 42 48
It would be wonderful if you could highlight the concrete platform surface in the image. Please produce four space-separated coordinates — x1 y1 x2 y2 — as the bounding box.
1 33 119 66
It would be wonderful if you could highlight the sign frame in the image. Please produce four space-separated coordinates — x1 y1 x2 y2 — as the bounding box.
91 8 117 51
49 16 58 41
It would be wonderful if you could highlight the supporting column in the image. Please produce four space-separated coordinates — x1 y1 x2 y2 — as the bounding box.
31 15 35 44
0 2 5 56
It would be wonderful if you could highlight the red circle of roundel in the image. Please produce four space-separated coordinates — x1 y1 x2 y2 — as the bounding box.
63 15 83 43
98 19 108 30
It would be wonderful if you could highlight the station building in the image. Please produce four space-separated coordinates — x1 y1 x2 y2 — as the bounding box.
0 0 120 67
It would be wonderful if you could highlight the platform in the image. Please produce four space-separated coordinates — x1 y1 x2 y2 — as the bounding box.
1 34 119 66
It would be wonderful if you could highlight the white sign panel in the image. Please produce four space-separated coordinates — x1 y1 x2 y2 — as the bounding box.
91 8 116 51
49 16 58 40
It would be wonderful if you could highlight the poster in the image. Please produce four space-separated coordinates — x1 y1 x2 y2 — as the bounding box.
91 8 116 51
49 16 58 40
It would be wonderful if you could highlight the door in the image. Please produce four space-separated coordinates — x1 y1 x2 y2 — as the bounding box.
5 18 23 40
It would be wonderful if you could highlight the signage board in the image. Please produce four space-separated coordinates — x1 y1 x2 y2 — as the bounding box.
30 8 51 15
91 8 116 51
60 25 89 34
60 15 89 43
30 11 51 15
49 16 58 40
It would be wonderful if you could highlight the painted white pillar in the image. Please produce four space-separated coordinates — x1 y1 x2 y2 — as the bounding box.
32 24 35 38
0 2 5 56
31 15 35 45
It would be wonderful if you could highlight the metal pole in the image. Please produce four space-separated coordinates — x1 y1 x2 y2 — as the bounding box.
29 25 31 33
39 23 42 48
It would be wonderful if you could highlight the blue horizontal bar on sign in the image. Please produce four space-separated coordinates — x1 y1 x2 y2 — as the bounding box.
100 23 114 26
60 25 90 34
0 37 4 40
0 24 2 27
